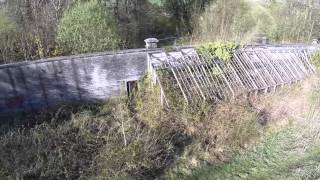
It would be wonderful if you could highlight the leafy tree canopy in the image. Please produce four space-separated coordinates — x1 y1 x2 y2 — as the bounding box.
56 0 121 55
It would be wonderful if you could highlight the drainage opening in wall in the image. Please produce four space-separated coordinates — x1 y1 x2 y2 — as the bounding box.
127 81 138 97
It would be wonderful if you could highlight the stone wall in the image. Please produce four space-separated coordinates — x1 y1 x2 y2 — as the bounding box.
0 49 158 114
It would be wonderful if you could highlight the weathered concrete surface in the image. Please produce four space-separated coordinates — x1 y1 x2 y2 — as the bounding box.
0 49 159 114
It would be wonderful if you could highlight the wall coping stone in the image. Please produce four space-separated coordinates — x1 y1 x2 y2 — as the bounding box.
0 48 163 69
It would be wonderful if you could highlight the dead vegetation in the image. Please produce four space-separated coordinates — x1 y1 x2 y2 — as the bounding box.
1 72 318 180
176 74 320 179
3 57 319 179
0 74 267 180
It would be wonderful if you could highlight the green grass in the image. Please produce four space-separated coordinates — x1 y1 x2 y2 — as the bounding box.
184 129 320 180
170 79 320 180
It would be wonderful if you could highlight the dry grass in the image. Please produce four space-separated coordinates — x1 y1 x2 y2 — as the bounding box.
2 75 316 180
164 98 262 179
174 76 320 179
0 75 265 180
0 98 189 180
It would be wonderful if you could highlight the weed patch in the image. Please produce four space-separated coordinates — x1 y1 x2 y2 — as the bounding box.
0 76 264 180
312 51 320 70
197 41 239 62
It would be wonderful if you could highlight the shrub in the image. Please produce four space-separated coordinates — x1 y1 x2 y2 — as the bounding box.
0 11 20 64
197 41 239 61
133 75 260 167
130 75 164 128
0 75 262 180
311 51 320 70
194 0 320 43
161 0 211 34
156 69 187 108
0 121 99 179
164 98 260 179
56 0 121 55
194 0 248 42
0 98 188 180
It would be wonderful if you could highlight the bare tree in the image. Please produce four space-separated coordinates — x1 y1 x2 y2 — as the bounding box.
0 0 72 62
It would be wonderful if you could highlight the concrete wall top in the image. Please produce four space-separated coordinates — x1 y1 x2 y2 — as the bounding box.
0 48 161 69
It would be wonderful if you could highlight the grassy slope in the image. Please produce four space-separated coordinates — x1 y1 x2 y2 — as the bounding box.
183 78 320 180
189 129 320 179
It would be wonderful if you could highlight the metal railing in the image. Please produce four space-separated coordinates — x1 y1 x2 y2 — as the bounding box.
149 45 318 104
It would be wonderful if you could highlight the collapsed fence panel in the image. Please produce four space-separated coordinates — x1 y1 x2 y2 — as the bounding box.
149 45 317 104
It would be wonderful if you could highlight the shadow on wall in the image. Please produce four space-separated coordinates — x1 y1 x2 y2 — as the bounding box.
0 49 152 117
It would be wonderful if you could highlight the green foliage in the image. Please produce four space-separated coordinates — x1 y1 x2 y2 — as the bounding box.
0 74 262 179
164 99 260 179
166 75 320 179
0 12 20 63
149 0 164 6
161 0 212 33
0 99 185 179
0 118 100 179
156 69 187 108
183 126 320 179
232 1 256 41
0 0 74 62
194 0 320 43
56 0 121 55
264 1 318 42
311 51 320 70
1 0 320 63
131 75 164 128
197 41 239 61
0 13 15 34
195 0 247 42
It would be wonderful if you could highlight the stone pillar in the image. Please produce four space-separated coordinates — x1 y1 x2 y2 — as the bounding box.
144 38 159 49
261 36 269 45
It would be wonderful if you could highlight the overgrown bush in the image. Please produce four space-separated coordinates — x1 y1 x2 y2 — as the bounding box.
197 41 239 61
311 51 320 70
135 74 260 165
130 75 164 128
0 75 262 179
56 0 121 55
0 97 189 179
194 0 246 42
156 69 187 109
0 0 73 63
0 11 18 64
194 0 320 43
161 0 211 34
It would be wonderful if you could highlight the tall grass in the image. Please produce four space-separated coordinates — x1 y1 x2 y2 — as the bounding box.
0 76 262 179
172 75 320 180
